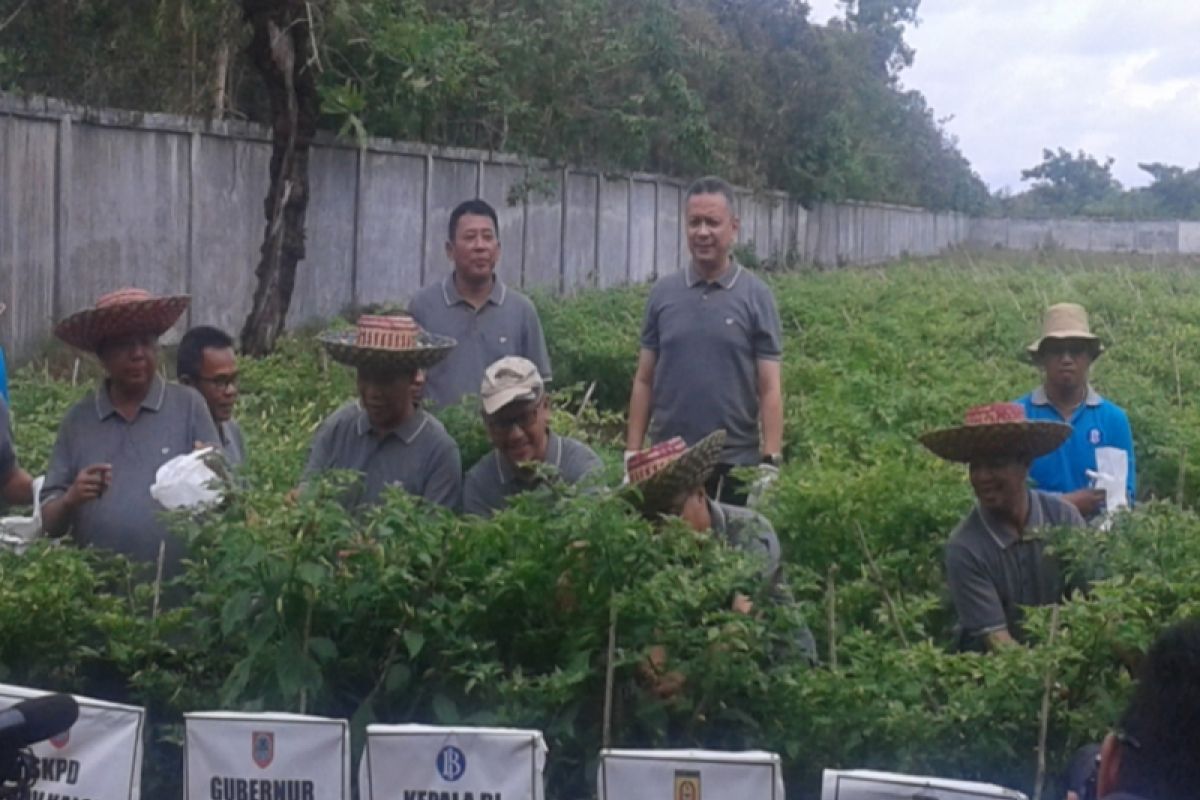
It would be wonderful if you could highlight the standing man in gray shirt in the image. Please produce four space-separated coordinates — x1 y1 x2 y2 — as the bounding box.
177 325 247 468
920 402 1085 652
40 288 219 574
463 356 601 517
408 199 552 409
303 314 462 510
626 176 784 504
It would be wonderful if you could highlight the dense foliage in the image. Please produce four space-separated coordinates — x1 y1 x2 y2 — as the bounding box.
6 254 1200 799
0 0 988 211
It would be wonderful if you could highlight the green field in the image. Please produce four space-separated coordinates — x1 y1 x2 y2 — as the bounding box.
6 253 1200 799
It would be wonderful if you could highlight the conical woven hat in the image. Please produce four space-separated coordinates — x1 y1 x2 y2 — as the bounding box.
319 314 456 372
627 430 726 514
919 403 1071 463
1027 302 1104 356
55 288 190 352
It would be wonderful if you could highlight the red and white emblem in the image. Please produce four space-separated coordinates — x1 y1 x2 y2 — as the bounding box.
49 730 70 749
252 731 274 769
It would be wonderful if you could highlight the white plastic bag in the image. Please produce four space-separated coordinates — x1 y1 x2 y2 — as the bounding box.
150 448 224 510
0 476 45 553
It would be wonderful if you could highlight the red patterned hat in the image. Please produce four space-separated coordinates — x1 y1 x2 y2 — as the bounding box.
319 313 456 372
919 402 1071 463
54 288 190 352
626 430 725 515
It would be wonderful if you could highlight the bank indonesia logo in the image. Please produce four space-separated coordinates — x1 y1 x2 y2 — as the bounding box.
437 745 467 782
252 731 275 769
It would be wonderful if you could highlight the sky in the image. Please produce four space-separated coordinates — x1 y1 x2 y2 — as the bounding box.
805 0 1200 192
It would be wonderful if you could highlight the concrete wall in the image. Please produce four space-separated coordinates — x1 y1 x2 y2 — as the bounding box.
0 92 969 361
966 217 1200 255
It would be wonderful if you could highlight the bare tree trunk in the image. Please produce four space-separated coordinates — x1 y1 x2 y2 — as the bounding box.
239 0 320 356
212 42 230 117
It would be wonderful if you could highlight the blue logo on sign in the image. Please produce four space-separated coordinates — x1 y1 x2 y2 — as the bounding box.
1089 428 1102 445
437 745 467 782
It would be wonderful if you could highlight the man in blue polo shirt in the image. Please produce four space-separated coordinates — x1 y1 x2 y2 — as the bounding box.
1016 302 1135 518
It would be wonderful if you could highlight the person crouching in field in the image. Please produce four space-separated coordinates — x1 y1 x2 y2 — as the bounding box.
462 356 601 517
628 431 816 697
40 288 219 576
177 325 247 469
302 314 462 510
920 403 1085 652
1016 302 1135 519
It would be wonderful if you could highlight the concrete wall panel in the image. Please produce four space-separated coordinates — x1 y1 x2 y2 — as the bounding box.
629 181 656 283
656 183 681 275
479 163 527 287
1179 222 1200 254
564 172 598 292
355 151 426 307
289 146 357 326
522 169 563 290
597 177 630 288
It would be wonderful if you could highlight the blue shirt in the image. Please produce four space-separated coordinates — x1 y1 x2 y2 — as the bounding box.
1016 386 1136 504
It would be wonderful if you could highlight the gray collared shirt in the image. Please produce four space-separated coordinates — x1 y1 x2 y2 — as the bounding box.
462 432 602 517
708 499 817 663
945 489 1084 641
220 419 247 469
40 376 220 572
408 274 552 408
303 402 462 510
640 262 782 465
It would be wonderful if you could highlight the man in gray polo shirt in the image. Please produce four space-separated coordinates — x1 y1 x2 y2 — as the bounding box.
463 357 601 516
303 314 462 510
408 199 552 408
920 402 1085 651
0 396 34 508
626 176 784 505
177 325 247 468
40 288 219 574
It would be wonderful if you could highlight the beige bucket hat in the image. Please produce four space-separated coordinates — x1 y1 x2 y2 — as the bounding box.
319 314 456 372
1027 302 1104 357
480 356 544 415
919 403 1071 464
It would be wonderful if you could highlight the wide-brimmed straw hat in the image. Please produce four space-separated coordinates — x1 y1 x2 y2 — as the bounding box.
1027 303 1104 357
626 430 725 514
55 288 190 352
319 314 455 372
919 403 1071 464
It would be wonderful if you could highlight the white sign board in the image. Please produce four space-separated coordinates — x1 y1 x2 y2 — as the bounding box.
184 711 351 800
358 724 547 800
598 749 785 800
0 682 145 800
821 770 1029 800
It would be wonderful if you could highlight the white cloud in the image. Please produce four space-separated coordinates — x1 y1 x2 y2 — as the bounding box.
807 0 1200 191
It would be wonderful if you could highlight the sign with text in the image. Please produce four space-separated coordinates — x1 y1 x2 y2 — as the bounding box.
184 711 350 800
0 683 145 800
598 749 784 800
821 770 1029 800
358 724 547 800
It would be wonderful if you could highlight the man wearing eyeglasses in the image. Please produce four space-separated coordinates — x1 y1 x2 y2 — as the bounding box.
1016 303 1135 518
463 357 601 517
177 326 246 468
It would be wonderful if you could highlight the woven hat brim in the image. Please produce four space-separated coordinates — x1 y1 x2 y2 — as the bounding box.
919 421 1072 463
54 295 190 352
319 330 457 371
630 430 726 514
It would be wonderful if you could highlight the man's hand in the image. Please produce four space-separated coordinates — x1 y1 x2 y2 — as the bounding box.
731 592 755 615
1064 488 1106 517
64 464 112 509
640 644 686 699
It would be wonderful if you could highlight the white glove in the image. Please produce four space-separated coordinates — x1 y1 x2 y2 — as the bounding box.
621 450 638 486
746 463 780 509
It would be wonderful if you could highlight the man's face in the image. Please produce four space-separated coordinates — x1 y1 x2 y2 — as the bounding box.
485 395 549 465
446 213 500 284
410 369 426 409
191 346 239 423
356 369 414 432
98 332 159 392
686 192 739 270
1037 338 1095 394
676 487 712 533
968 457 1029 515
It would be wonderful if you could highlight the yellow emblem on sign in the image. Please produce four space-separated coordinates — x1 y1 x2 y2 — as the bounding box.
674 770 701 800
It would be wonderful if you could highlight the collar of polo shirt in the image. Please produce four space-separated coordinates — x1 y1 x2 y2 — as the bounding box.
95 374 167 420
977 488 1046 548
686 260 743 289
1031 385 1102 407
442 273 507 307
354 404 429 443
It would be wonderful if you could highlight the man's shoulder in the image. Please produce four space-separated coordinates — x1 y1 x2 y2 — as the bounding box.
163 381 209 411
407 279 446 311
1031 488 1085 526
319 401 363 431
947 507 986 549
559 435 601 462
464 451 501 485
416 411 459 450
718 502 777 536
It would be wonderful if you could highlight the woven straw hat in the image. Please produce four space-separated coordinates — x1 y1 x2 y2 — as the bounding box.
1027 302 1104 357
55 288 190 352
319 314 456 372
627 430 725 514
919 403 1071 464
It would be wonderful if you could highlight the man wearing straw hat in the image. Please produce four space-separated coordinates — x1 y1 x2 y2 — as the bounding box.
39 288 219 573
627 430 817 686
920 403 1085 651
1016 302 1135 518
304 314 462 510
463 356 602 517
